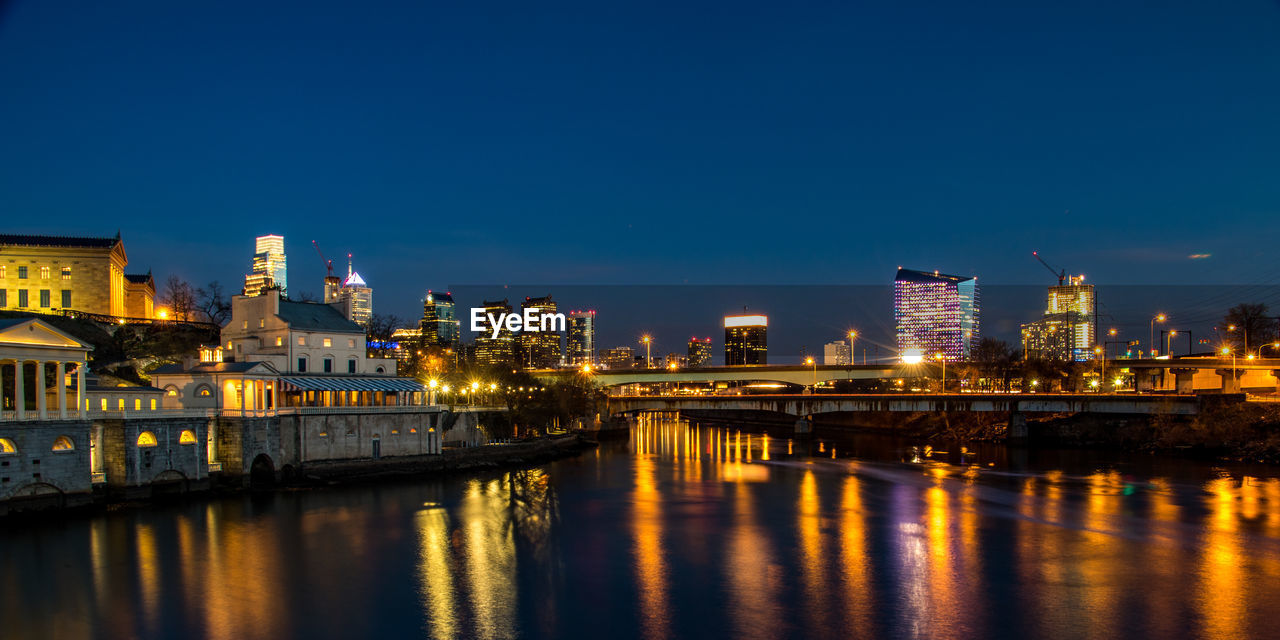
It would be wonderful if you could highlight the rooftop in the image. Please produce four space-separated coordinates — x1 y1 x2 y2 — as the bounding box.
0 233 120 249
277 299 364 333
894 268 975 284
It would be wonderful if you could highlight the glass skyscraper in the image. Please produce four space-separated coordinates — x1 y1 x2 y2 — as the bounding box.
566 309 596 366
421 290 459 347
243 234 287 297
893 268 979 362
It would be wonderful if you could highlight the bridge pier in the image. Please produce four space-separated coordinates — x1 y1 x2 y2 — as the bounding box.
1217 369 1244 394
1136 373 1156 393
794 415 812 436
1007 409 1028 441
1171 368 1197 395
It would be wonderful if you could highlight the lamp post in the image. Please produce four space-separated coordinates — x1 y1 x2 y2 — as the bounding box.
428 378 438 405
1259 342 1280 358
848 330 858 366
1222 347 1236 389
1095 346 1104 392
1150 314 1166 357
805 356 817 390
935 352 946 393
641 335 652 369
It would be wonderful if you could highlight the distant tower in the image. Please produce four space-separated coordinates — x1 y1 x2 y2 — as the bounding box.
566 310 596 366
335 253 373 325
421 290 459 347
724 315 767 365
894 268 979 362
520 295 562 368
687 337 713 367
243 234 287 297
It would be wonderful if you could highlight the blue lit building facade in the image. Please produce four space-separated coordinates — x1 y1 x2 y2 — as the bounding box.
894 268 979 362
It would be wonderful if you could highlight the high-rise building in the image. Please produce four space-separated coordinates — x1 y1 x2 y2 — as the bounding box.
243 234 287 297
599 346 635 369
474 299 516 367
724 315 768 365
566 309 596 366
420 290 459 347
824 340 851 365
332 255 373 326
1022 276 1095 361
687 337 713 367
894 268 979 362
519 295 562 369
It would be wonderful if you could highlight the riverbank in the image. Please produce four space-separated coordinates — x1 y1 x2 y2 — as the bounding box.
1 433 595 518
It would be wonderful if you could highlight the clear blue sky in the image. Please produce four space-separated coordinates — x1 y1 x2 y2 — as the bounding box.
2 0 1279 321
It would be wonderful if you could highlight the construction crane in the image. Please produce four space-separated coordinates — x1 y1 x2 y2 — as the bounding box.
1032 251 1066 286
312 240 334 278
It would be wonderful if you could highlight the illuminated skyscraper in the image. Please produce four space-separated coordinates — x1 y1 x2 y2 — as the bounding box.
474 299 516 367
894 268 979 362
243 234 287 297
566 310 596 366
598 346 634 369
420 290 459 347
334 254 373 326
520 295 562 368
724 315 767 365
687 337 713 367
823 340 851 365
1023 276 1095 361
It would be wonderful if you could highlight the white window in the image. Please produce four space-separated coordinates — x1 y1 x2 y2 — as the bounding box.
323 338 332 347
348 339 355 348
298 336 307 346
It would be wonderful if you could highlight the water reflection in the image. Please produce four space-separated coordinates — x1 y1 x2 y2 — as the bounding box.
6 418 1280 639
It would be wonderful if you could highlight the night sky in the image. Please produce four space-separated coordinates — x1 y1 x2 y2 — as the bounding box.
2 1 1279 345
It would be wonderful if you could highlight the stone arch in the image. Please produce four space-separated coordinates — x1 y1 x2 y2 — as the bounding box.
137 431 158 447
194 384 213 398
163 385 180 397
250 453 275 487
0 438 16 455
8 482 66 509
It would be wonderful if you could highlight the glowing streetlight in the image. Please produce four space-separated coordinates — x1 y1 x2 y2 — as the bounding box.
848 330 858 365
641 335 652 369
805 356 816 389
427 378 439 404
1150 314 1166 357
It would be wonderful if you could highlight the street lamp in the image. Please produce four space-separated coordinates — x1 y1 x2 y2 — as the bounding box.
1222 347 1237 389
1150 314 1166 357
641 335 652 369
1095 346 1104 391
805 356 816 390
935 353 946 393
848 330 858 365
1259 343 1280 358
427 378 439 405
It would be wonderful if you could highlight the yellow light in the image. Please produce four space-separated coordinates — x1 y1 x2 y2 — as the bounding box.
582 363 593 373
804 356 814 365
1090 379 1100 387
1156 314 1166 322
1109 328 1118 336
157 309 169 320
1170 330 1177 336
901 354 923 365
1114 377 1124 386
1248 354 1256 361
489 383 496 390
1221 347 1231 356
428 379 438 389
1031 379 1039 386
471 382 479 391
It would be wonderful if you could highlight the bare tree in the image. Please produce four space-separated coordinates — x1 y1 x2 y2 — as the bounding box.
161 275 196 321
1222 303 1277 354
195 280 231 325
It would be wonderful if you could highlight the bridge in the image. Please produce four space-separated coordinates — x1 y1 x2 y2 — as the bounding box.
534 358 1280 394
606 392 1210 439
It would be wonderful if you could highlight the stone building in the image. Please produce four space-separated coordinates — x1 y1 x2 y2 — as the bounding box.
0 233 156 319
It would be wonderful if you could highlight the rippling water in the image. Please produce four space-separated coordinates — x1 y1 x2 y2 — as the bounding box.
5 417 1280 639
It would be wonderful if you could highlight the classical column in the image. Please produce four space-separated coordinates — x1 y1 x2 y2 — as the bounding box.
0 360 5 420
36 360 48 420
241 377 247 416
15 360 25 420
55 361 67 419
76 363 86 418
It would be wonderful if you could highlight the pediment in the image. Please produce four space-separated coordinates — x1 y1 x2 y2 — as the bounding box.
0 319 92 350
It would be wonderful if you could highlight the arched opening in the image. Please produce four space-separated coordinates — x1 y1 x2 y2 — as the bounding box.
196 385 213 397
280 464 297 483
51 435 75 451
178 430 197 445
0 438 16 455
250 453 275 488
137 431 158 447
151 470 188 496
163 385 179 397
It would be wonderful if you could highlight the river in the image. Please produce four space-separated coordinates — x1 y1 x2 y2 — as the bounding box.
4 416 1280 639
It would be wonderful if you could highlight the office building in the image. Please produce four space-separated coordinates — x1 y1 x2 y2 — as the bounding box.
687 337 713 367
894 268 979 362
566 309 596 366
520 295 562 369
420 290 459 347
824 340 851 365
599 346 635 369
724 315 768 365
243 234 288 297
474 299 516 367
332 255 373 326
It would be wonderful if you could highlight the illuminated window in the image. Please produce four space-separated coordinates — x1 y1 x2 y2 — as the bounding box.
259 318 265 328
391 429 400 435
136 431 158 447
410 428 417 434
275 336 283 346
39 266 50 279
298 336 307 346
179 430 197 445
0 438 16 455
100 397 108 411
242 320 248 329
318 431 328 438
196 385 212 397
134 398 142 411
61 266 71 280
164 386 178 397
348 339 355 348
52 435 75 451
0 265 5 278
150 399 157 410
